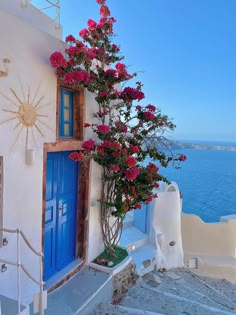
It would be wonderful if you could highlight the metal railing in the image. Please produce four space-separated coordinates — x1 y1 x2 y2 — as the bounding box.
0 227 45 315
30 0 60 24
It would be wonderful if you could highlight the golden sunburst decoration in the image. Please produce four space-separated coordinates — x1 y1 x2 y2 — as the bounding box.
0 82 52 151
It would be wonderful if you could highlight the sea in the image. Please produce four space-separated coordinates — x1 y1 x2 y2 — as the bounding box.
159 140 236 223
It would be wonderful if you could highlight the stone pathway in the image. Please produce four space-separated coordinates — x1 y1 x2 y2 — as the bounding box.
91 268 236 315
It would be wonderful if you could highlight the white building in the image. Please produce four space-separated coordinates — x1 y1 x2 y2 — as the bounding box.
0 0 104 304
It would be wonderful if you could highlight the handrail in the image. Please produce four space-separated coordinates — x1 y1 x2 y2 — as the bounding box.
0 227 45 315
30 0 60 24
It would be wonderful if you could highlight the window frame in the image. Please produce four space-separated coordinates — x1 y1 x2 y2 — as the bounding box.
57 81 84 141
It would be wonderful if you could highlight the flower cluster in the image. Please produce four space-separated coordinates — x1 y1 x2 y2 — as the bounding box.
51 0 186 218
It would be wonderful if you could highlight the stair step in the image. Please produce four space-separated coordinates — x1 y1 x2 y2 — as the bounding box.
120 225 149 250
31 266 113 315
130 243 157 276
0 295 29 315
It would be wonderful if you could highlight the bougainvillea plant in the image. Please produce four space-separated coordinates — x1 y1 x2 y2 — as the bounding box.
50 0 186 255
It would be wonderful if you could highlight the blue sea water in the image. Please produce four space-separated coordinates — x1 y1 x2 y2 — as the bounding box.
159 147 236 223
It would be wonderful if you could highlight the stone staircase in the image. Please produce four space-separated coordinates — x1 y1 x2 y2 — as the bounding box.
120 217 157 276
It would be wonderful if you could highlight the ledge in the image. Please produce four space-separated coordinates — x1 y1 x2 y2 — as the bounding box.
89 254 132 276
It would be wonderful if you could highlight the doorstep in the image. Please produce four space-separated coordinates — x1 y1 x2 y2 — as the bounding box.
31 266 113 315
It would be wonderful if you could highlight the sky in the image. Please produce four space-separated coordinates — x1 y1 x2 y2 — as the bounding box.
57 0 236 142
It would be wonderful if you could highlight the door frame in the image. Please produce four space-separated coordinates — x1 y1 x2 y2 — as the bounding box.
42 142 90 285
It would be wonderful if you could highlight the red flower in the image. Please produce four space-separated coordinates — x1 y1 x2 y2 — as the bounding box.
126 156 137 168
112 152 121 158
120 87 145 102
102 140 112 148
79 28 89 38
65 35 76 43
112 142 121 151
50 52 67 68
130 145 140 153
147 162 159 173
155 183 160 189
109 165 120 172
136 105 142 111
135 204 142 209
100 5 110 17
82 139 95 151
146 196 153 203
96 0 106 4
84 123 91 128
144 111 155 120
97 145 105 156
87 19 97 29
146 104 156 112
97 124 110 134
179 154 187 161
125 168 140 181
69 152 83 162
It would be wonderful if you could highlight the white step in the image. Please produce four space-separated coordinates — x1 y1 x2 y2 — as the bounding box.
120 225 149 251
130 243 157 276
120 225 157 276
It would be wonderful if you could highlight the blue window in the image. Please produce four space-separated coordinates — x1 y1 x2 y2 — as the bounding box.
59 88 74 138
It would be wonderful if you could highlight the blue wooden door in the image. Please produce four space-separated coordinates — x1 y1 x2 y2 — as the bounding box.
44 151 79 281
134 203 150 234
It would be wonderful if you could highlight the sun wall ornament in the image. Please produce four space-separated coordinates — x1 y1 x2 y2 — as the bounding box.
0 58 11 78
0 83 52 151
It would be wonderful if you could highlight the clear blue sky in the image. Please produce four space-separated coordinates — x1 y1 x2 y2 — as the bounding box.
59 0 236 142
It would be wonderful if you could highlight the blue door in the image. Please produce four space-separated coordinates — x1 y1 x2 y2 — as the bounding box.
134 203 151 234
44 151 79 281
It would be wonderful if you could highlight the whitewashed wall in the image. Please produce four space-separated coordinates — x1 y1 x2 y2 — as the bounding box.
0 2 103 303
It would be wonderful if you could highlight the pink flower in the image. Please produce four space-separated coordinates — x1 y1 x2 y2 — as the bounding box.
102 140 112 148
97 145 105 156
100 5 110 17
50 52 67 68
65 35 76 43
130 145 140 153
109 165 120 172
99 91 109 98
179 154 187 161
115 63 131 79
112 152 121 158
146 196 153 203
87 19 97 29
79 28 89 38
69 151 83 162
126 156 137 168
120 87 145 102
136 105 142 111
144 111 155 120
147 162 159 173
82 139 95 151
104 69 117 77
125 168 140 181
155 183 160 189
97 124 110 134
96 0 106 4
146 104 156 112
112 142 121 151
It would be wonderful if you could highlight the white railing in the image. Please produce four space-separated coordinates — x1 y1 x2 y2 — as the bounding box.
0 227 45 315
30 0 60 23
